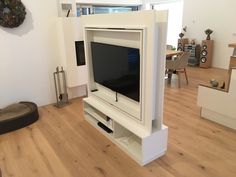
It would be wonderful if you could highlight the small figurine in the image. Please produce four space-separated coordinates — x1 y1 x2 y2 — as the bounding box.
220 81 225 89
210 79 218 87
205 29 213 40
179 32 184 39
179 26 187 39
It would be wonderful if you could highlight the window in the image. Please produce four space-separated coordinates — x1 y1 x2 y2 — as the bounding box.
93 6 137 14
77 5 139 16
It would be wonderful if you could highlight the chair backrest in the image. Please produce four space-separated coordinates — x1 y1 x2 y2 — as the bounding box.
166 52 191 70
178 52 191 69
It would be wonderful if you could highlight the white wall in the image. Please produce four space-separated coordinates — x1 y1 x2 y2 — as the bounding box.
153 1 183 48
0 0 59 107
57 18 87 88
182 0 236 69
57 18 88 98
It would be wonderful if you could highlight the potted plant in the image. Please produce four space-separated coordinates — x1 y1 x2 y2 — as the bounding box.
205 29 213 40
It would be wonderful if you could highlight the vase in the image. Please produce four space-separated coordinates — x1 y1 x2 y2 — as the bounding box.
206 34 211 40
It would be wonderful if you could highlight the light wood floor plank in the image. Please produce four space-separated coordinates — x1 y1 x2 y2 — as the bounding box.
0 67 236 177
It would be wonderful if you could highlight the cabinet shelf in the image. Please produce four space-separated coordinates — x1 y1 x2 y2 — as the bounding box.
84 101 142 162
114 132 142 162
84 113 114 136
83 98 168 166
84 97 148 138
84 104 114 130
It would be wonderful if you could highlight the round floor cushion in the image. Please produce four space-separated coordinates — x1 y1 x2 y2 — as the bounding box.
0 102 39 134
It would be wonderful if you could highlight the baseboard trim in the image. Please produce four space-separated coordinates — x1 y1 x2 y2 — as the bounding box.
201 108 236 130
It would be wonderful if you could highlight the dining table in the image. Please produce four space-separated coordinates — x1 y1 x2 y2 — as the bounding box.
166 50 183 58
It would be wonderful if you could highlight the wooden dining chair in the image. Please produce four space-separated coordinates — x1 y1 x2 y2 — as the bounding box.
165 51 191 88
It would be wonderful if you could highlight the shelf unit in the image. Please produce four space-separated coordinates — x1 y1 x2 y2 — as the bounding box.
197 67 236 130
197 43 236 130
83 97 168 165
184 44 201 66
82 11 168 165
84 103 114 131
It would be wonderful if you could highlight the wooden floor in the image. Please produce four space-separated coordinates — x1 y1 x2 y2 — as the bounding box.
0 67 236 177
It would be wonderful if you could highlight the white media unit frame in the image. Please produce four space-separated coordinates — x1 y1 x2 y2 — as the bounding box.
82 10 168 165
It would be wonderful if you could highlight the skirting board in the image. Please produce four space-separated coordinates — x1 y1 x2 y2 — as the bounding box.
201 108 236 130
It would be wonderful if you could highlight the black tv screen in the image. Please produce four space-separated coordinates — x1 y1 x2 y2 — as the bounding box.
91 42 140 102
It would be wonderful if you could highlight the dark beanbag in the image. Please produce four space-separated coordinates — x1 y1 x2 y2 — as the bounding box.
0 102 39 135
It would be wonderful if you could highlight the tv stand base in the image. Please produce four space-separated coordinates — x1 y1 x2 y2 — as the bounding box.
83 97 168 166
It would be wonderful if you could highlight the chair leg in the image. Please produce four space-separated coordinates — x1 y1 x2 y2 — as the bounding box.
184 68 188 84
177 72 181 88
167 70 172 84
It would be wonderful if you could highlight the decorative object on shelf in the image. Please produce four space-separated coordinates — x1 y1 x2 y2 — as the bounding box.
178 26 187 39
53 66 69 108
210 79 219 87
0 0 26 28
179 32 184 39
205 28 213 40
220 81 225 89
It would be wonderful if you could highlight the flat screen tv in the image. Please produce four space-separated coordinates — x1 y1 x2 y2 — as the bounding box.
91 42 140 102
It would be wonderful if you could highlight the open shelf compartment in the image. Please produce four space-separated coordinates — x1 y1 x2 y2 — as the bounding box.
113 122 142 162
83 98 168 166
84 102 114 131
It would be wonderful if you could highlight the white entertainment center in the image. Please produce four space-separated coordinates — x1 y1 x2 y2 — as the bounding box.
83 10 168 165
